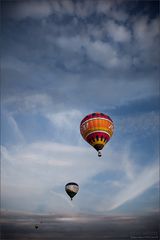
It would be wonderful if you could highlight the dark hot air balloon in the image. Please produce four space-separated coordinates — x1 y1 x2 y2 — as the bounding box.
80 112 114 157
35 225 38 229
65 182 79 200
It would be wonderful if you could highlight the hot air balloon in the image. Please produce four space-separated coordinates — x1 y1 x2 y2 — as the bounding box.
35 225 38 229
80 112 114 157
65 182 79 200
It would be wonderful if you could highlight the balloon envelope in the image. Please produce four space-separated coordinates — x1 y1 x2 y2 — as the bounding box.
80 112 114 156
65 182 79 200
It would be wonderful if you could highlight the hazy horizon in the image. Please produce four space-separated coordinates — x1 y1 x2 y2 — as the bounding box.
1 211 159 240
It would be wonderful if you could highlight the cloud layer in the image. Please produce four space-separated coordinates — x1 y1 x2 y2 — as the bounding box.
1 139 159 214
1 0 159 215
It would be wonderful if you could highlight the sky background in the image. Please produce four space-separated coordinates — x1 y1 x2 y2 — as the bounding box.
1 0 160 217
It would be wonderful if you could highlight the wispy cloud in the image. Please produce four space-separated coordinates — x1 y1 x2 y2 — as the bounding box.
1 140 158 214
1 111 25 144
97 162 159 212
46 109 82 128
110 164 159 211
1 141 113 213
8 115 25 142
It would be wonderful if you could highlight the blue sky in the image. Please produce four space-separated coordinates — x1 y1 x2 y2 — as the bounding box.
1 0 159 216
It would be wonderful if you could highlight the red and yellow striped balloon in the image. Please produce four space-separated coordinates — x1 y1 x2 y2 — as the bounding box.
80 112 114 157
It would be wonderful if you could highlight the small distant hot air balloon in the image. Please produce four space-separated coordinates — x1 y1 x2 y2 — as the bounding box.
80 112 114 157
65 182 79 200
35 225 38 229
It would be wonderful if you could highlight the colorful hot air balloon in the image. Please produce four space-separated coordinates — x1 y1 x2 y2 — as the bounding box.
80 112 114 157
65 182 79 201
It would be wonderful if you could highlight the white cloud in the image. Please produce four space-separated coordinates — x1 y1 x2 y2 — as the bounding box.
21 94 53 112
46 109 82 128
45 34 132 69
1 141 114 213
132 16 160 67
4 93 53 114
111 164 159 210
1 138 158 214
106 21 131 42
86 40 131 69
133 16 159 48
97 162 159 212
121 148 136 181
2 50 158 115
4 113 25 143
56 36 83 52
